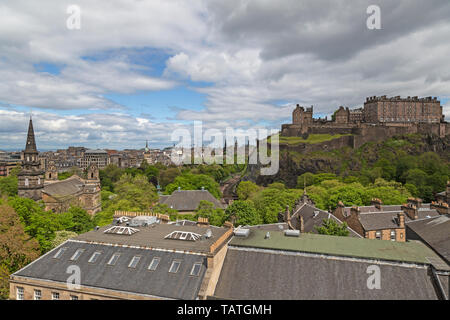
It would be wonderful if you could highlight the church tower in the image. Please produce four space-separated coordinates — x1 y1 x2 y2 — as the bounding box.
18 117 45 200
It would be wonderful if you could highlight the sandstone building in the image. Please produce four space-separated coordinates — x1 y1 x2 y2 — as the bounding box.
332 198 441 242
17 118 101 215
281 96 449 145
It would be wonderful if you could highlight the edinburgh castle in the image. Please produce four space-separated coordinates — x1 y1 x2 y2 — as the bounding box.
281 96 449 148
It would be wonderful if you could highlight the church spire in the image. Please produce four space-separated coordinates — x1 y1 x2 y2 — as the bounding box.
25 117 37 152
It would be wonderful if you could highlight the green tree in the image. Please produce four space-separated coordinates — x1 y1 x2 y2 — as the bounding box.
194 200 226 226
0 204 40 299
51 230 78 248
315 219 350 236
236 181 260 200
66 207 94 234
0 175 18 197
225 200 262 226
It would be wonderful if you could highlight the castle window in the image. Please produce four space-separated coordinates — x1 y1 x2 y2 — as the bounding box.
38 178 40 185
70 295 79 300
16 287 24 300
25 178 29 186
51 292 60 300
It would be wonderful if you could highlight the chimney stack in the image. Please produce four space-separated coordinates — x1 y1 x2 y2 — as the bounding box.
299 216 304 233
397 212 405 228
197 217 209 227
401 203 418 220
371 198 382 210
285 205 291 224
407 197 422 209
350 206 360 219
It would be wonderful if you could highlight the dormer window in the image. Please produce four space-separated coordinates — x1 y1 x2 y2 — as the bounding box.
128 256 141 268
169 260 181 273
70 249 84 261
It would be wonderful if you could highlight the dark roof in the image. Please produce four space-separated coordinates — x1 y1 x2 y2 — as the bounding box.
291 203 361 237
42 176 84 198
213 247 440 300
14 241 206 299
359 211 402 231
159 190 225 211
406 214 450 264
75 223 229 255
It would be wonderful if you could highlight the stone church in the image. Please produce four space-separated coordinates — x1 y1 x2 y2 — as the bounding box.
17 118 101 215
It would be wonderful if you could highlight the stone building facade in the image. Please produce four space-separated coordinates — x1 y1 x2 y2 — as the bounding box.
281 95 449 139
17 119 101 215
79 149 108 169
41 163 101 215
364 96 442 123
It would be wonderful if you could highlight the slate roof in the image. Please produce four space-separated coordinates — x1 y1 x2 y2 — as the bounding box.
359 211 403 231
406 214 450 264
13 241 206 299
42 175 84 198
159 190 225 211
291 203 361 237
75 223 229 254
213 247 440 300
85 149 108 154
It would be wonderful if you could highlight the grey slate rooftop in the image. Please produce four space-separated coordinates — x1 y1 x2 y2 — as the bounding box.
406 214 450 264
213 247 440 300
14 241 206 299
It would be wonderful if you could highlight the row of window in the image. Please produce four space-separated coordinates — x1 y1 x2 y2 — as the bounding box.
53 247 203 276
374 230 402 241
16 287 78 300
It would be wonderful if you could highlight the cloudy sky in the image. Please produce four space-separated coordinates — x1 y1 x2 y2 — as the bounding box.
0 0 449 151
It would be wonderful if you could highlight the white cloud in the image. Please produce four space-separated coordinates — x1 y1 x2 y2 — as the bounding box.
1 0 450 149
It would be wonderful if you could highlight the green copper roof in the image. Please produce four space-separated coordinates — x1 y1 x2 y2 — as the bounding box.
230 229 449 268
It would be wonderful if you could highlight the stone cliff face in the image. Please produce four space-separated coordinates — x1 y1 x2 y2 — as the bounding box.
246 133 449 188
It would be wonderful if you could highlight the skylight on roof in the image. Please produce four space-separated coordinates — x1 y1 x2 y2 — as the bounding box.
190 262 202 276
128 256 141 268
88 251 101 263
104 226 139 235
70 249 84 261
107 253 120 266
169 260 181 273
53 247 67 259
164 231 202 241
148 257 160 271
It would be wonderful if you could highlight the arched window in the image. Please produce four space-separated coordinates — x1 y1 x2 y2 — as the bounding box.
49 173 52 179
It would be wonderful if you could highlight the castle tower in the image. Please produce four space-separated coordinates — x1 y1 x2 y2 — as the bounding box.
18 117 45 200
